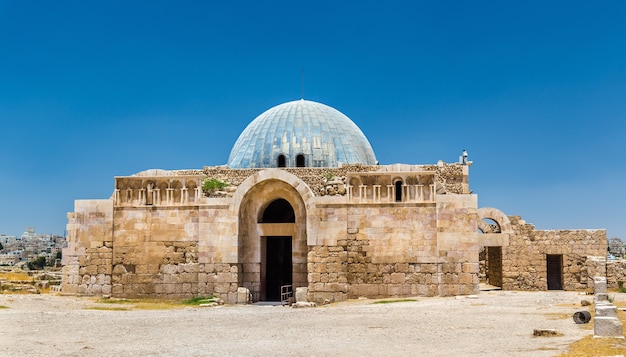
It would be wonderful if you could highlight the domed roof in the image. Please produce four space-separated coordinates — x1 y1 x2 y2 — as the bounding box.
227 99 377 168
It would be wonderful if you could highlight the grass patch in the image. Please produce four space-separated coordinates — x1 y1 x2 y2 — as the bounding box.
96 298 134 304
558 335 626 356
89 306 130 311
132 302 179 310
372 298 417 304
0 272 31 281
557 302 626 356
0 305 8 309
87 296 220 311
93 298 181 310
181 296 219 305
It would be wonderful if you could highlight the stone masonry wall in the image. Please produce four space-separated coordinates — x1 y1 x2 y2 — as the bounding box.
306 194 479 302
607 260 626 288
62 200 114 296
502 216 606 291
113 262 239 301
64 164 474 302
110 205 240 302
173 162 467 197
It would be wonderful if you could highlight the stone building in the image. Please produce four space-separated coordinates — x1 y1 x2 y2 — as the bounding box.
61 99 607 303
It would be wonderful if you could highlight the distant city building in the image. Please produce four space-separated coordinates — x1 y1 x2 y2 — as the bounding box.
0 227 66 266
0 253 19 266
0 234 17 245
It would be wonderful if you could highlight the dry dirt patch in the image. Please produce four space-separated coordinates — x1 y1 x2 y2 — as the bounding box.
0 291 612 357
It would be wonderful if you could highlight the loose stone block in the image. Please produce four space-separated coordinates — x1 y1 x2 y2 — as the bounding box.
295 287 308 302
594 316 624 338
594 276 608 294
596 305 618 318
595 293 610 304
237 287 250 304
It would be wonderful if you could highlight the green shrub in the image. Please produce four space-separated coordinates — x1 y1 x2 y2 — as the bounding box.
27 256 46 270
202 178 228 194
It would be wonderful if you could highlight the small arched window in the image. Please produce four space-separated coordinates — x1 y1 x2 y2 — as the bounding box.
296 154 305 167
395 180 403 202
277 154 286 168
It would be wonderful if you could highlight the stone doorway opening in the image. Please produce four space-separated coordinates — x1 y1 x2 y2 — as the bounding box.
238 176 309 303
263 236 292 301
479 246 503 288
546 254 563 290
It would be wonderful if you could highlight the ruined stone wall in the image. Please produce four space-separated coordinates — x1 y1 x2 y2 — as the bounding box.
176 162 468 198
606 260 626 288
502 216 606 291
61 199 114 296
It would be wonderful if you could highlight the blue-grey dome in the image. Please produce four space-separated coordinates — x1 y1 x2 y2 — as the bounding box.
227 99 377 168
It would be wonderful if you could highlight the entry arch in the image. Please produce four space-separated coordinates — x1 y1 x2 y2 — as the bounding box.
235 170 310 302
477 207 512 289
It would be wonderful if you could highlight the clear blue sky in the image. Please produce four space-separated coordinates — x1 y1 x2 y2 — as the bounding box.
1 1 625 239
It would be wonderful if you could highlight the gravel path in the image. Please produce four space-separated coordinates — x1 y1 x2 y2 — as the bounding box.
0 291 598 356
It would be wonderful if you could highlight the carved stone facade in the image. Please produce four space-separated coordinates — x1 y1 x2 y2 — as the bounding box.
61 99 607 302
62 162 606 303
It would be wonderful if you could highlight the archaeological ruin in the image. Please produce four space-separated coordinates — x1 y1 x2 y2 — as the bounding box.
61 99 607 303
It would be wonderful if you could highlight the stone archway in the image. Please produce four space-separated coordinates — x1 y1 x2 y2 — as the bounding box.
477 207 513 288
235 170 310 302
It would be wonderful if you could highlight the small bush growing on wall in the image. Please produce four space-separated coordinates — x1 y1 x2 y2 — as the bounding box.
202 178 228 195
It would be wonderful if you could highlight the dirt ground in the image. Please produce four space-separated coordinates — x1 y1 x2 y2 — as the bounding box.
0 290 608 357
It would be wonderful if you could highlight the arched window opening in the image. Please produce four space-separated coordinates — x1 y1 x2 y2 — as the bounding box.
478 218 501 234
277 154 286 168
395 181 403 202
296 154 305 167
260 199 295 223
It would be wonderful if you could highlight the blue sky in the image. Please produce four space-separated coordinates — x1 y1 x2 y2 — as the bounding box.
0 1 625 239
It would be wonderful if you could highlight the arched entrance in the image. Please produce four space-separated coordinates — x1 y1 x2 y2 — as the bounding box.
477 207 513 290
237 175 308 302
260 199 295 301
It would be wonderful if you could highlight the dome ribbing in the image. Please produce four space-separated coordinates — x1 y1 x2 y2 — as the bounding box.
227 99 376 168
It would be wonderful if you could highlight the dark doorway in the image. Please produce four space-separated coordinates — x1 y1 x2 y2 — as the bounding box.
395 181 403 202
546 254 563 290
485 246 503 287
265 236 292 301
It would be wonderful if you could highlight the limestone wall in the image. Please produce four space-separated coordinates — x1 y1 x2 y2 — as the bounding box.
607 260 626 288
173 162 468 198
108 203 240 301
61 199 114 296
502 216 606 291
306 194 480 302
60 164 491 303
